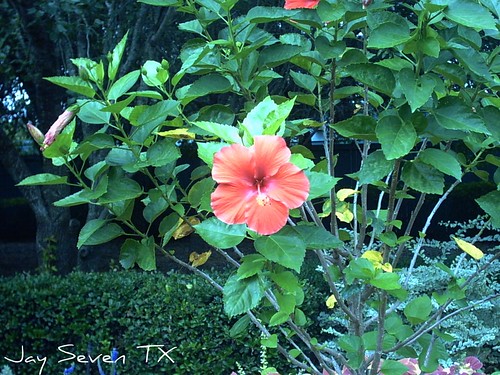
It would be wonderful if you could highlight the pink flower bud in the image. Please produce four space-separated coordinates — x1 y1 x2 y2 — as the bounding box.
42 106 78 150
26 122 45 146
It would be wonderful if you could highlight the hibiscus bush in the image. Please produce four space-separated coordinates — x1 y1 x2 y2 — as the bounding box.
19 0 500 374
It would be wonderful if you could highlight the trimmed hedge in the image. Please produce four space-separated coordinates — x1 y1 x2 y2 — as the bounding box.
0 270 308 374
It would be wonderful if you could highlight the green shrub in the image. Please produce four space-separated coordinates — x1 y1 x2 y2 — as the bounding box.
0 270 297 374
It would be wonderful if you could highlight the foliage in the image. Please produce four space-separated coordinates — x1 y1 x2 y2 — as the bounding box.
0 270 300 374
18 0 500 374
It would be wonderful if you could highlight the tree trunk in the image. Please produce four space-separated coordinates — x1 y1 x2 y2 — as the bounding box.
0 128 78 274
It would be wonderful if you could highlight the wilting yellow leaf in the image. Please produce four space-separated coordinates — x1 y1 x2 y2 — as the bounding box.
453 236 484 260
362 250 383 264
335 208 354 223
172 217 201 240
381 262 393 273
156 128 195 140
336 188 359 202
189 250 212 267
326 294 337 309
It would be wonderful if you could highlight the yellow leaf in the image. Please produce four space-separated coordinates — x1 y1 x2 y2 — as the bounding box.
157 128 195 140
362 250 383 264
326 294 337 309
335 208 354 223
381 262 393 273
172 217 200 240
189 250 212 267
453 237 484 260
336 188 359 202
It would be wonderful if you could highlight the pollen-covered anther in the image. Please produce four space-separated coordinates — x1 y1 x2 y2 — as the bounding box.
256 193 271 207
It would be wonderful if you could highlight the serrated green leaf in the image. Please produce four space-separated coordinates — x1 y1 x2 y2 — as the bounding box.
345 64 395 95
418 148 462 180
195 217 246 249
44 76 96 98
404 295 432 324
223 274 263 317
254 227 306 272
376 115 417 160
401 161 444 194
476 190 500 228
193 121 242 144
331 115 378 141
108 70 140 100
355 150 395 185
399 69 435 112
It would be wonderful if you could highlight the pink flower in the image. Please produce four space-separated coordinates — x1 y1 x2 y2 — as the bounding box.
42 107 78 149
284 0 320 10
211 135 310 235
399 358 421 375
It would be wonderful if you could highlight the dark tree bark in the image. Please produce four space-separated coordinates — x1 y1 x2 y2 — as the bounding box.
0 127 78 274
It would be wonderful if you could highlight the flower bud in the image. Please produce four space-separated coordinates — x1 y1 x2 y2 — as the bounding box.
42 105 79 150
26 122 45 146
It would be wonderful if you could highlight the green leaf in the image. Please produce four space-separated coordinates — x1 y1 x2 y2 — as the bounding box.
108 70 140 100
193 121 242 144
418 149 462 180
76 100 111 125
246 6 295 23
229 315 251 338
369 273 401 291
376 115 417 160
261 334 278 348
130 100 180 143
195 217 246 249
188 177 215 211
354 150 394 185
147 138 181 167
344 64 395 96
197 142 227 167
398 69 435 112
107 32 128 81
417 333 448 373
16 173 68 186
401 161 444 195
176 74 232 105
44 76 96 98
380 360 410 375
345 258 375 284
254 227 306 272
431 97 490 134
237 254 267 279
338 335 362 353
290 70 316 92
223 274 263 317
445 0 496 30
368 22 411 48
363 331 396 351
119 238 156 271
294 225 343 249
476 190 500 228
99 168 143 204
259 45 306 68
305 171 340 200
330 115 378 141
269 311 290 326
404 295 432 324
79 221 123 247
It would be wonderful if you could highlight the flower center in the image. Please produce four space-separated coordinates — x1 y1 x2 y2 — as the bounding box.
255 180 271 207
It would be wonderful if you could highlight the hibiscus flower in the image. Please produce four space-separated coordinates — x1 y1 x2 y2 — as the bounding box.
211 135 310 235
284 0 320 10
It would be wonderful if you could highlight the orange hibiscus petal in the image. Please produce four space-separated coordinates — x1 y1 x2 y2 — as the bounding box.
211 183 254 225
245 198 289 235
264 163 310 208
252 135 291 179
212 143 255 185
284 0 320 9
